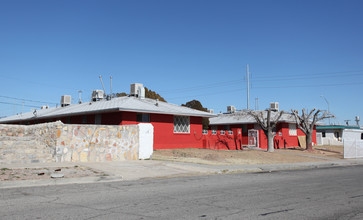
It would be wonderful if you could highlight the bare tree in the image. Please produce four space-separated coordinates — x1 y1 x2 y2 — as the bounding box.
248 109 284 152
291 109 334 151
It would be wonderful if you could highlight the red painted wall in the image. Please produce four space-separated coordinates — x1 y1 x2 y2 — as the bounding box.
54 111 204 150
208 122 317 150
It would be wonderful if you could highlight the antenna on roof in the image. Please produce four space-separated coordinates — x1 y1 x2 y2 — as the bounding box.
99 75 107 97
344 120 350 126
110 76 113 98
78 90 82 104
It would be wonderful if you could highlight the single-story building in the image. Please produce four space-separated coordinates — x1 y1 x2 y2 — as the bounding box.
316 125 362 146
0 83 215 149
207 107 316 150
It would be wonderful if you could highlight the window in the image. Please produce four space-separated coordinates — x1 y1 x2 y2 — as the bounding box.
334 132 339 138
242 125 247 133
211 126 217 135
174 116 190 133
137 113 150 122
228 130 233 135
361 133 363 140
289 124 297 136
220 130 225 135
95 114 102 125
82 116 87 124
322 132 326 138
203 130 208 135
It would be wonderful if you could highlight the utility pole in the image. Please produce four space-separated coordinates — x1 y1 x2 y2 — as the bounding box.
255 97 259 110
320 95 330 125
247 64 250 110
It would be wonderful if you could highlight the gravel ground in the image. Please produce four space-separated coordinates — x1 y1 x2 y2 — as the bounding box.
0 166 107 181
152 145 343 165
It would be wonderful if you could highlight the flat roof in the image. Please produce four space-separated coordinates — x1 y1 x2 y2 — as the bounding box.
316 125 361 130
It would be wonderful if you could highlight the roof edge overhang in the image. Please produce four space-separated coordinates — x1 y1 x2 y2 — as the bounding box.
0 107 216 124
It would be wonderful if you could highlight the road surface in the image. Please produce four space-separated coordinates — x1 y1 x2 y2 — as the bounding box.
1 165 363 219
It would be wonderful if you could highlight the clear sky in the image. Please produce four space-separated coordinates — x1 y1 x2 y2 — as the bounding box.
1 0 362 125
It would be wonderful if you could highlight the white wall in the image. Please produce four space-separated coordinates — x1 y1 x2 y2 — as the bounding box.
343 129 363 158
319 130 343 146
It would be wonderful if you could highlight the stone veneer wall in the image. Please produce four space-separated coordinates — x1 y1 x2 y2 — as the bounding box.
0 122 153 164
0 122 61 164
55 124 140 162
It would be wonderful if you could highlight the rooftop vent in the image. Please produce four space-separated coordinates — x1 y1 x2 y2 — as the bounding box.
227 106 236 113
130 83 145 99
41 105 49 110
270 102 279 111
61 95 71 107
208 109 214 114
92 90 105 101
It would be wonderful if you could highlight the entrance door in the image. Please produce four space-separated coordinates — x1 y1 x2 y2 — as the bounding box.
248 129 259 148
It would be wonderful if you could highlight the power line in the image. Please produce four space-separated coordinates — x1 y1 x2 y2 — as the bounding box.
158 69 363 95
0 74 79 91
166 81 363 101
0 101 39 108
0 95 57 105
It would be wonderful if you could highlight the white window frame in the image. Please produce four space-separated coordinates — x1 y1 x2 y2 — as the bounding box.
173 116 190 133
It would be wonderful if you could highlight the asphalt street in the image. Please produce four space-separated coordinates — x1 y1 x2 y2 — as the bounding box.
1 165 363 219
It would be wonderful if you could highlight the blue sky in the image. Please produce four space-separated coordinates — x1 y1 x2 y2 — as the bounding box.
1 0 362 125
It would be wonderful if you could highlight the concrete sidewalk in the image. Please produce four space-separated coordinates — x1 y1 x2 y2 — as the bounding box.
1 158 363 189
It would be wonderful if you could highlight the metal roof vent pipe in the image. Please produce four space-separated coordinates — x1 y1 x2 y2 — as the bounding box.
155 99 159 106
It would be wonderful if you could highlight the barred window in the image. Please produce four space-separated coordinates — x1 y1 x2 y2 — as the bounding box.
174 116 190 133
203 130 208 135
289 124 297 136
220 130 225 135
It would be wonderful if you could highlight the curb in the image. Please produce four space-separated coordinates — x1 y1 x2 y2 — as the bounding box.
1 159 362 189
0 176 123 189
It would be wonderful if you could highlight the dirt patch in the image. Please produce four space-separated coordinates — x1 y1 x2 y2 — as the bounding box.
0 166 107 181
152 145 344 165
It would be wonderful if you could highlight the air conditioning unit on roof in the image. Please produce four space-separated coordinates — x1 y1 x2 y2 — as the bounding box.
227 106 236 113
61 95 71 107
270 102 279 111
130 83 145 99
92 90 105 101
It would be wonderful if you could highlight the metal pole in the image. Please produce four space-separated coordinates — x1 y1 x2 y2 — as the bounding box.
247 64 250 110
110 76 113 97
99 75 107 97
320 95 330 124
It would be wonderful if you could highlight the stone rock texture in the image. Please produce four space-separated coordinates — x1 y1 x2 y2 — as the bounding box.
0 122 140 164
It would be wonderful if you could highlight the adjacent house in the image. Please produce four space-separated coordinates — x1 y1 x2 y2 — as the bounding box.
0 83 215 150
207 105 317 150
316 125 362 146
